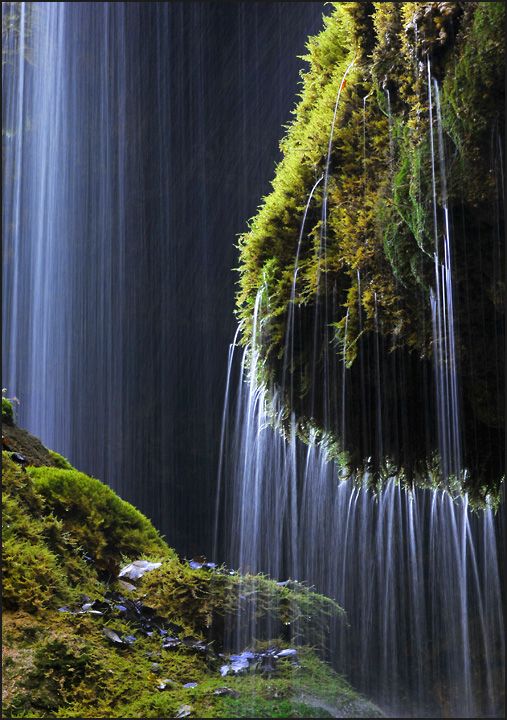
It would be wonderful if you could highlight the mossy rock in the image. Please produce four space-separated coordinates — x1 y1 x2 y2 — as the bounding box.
235 2 505 500
28 465 173 574
2 454 97 612
2 421 58 467
2 427 381 718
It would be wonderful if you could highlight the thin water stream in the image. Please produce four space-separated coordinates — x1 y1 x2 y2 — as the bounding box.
214 57 504 720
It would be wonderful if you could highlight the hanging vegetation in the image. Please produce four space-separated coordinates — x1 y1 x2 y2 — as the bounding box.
236 2 505 503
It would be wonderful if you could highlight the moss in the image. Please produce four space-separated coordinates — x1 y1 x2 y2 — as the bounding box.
235 2 505 501
3 396 14 424
27 465 173 574
4 615 375 719
48 450 74 470
2 427 379 718
2 454 96 612
138 563 345 651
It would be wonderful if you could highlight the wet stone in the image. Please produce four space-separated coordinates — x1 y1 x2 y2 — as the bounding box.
213 687 240 698
118 559 162 581
218 646 296 678
188 558 217 571
157 678 177 691
102 627 124 645
182 637 208 653
118 579 136 592
11 452 27 464
276 648 297 658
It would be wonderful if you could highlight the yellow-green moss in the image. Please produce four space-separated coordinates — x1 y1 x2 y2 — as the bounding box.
235 2 505 500
2 435 379 718
3 610 379 719
27 465 174 574
2 454 97 612
2 396 14 424
138 562 345 650
47 450 74 470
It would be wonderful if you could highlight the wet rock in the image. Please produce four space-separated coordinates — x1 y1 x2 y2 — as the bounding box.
231 660 249 673
118 559 161 581
277 648 297 658
118 579 136 592
175 705 192 718
10 452 27 464
157 678 177 691
80 600 105 615
102 627 124 645
182 637 208 653
213 687 240 698
218 647 294 678
188 558 217 570
183 682 198 688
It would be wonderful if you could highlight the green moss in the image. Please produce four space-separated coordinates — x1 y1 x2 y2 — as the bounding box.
235 2 505 501
3 396 14 424
2 454 96 612
4 618 373 719
48 450 74 470
2 428 379 719
138 563 345 649
28 465 173 574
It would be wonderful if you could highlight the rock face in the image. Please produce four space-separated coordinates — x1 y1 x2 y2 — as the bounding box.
236 2 504 502
2 421 57 467
2 421 382 718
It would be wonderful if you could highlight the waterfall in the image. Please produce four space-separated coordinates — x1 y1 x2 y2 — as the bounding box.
218 332 504 716
2 0 129 487
2 1 324 553
428 59 462 484
216 57 505 720
3 3 504 717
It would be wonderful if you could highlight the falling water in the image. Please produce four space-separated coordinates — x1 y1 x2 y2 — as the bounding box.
281 173 323 400
216 58 505 718
427 60 462 483
3 3 504 717
2 1 324 553
219 328 505 715
311 59 355 427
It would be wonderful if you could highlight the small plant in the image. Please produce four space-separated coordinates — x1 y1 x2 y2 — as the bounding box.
2 388 17 425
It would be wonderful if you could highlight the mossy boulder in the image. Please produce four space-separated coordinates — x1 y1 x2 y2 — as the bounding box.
2 420 59 467
2 454 99 612
236 2 504 502
2 427 381 718
28 465 173 574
